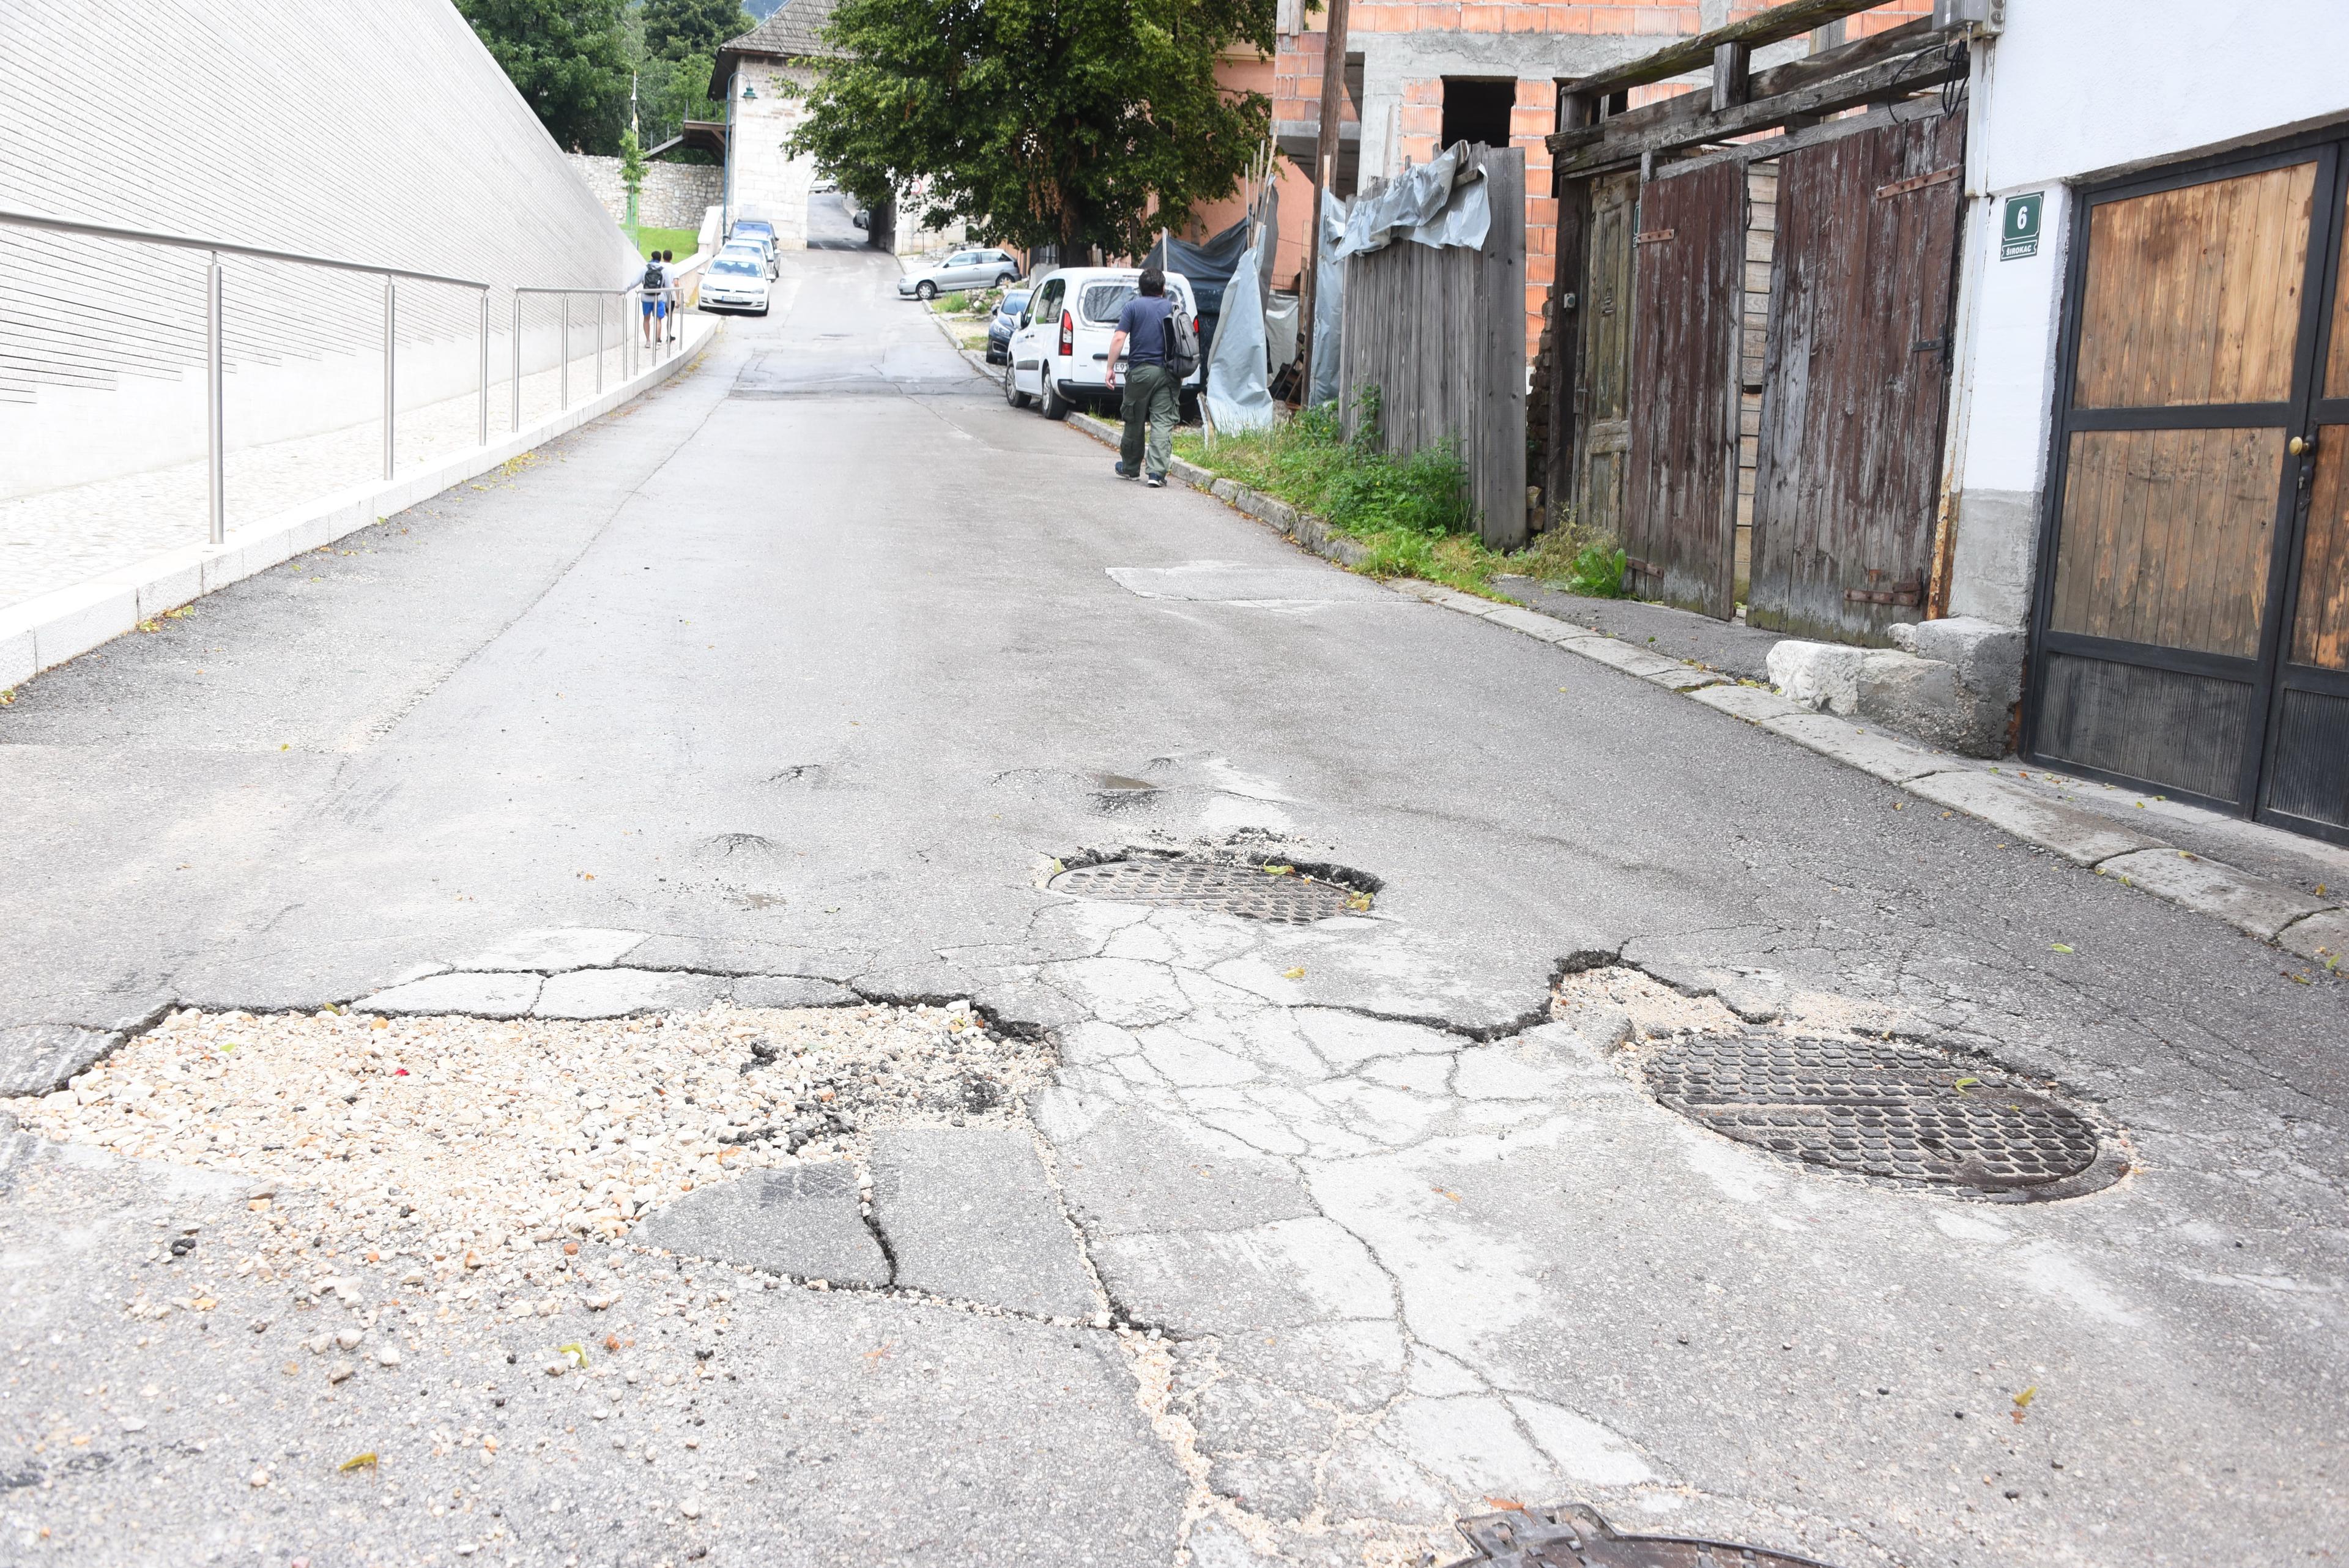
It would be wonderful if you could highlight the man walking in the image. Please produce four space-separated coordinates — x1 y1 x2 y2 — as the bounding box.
1105 267 1178 488
640 249 668 348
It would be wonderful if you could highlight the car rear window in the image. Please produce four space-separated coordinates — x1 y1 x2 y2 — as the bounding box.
713 258 761 276
1079 281 1187 323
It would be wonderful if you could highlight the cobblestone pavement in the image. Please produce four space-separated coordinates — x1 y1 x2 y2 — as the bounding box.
2 242 2343 1567
0 336 692 611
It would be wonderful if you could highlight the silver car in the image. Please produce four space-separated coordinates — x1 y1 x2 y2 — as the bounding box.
896 247 1020 300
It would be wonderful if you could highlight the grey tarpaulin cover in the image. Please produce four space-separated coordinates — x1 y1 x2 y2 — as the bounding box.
1204 236 1277 433
1261 292 1299 374
1332 144 1491 259
1309 189 1346 406
1145 215 1250 321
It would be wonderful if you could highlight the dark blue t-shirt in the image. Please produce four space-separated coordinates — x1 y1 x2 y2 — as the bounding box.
1115 294 1177 365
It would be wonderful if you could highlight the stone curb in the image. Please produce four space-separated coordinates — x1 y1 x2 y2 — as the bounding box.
0 316 718 692
944 324 2347 970
1392 577 2345 968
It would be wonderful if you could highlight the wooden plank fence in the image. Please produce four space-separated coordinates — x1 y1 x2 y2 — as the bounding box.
1338 147 1527 549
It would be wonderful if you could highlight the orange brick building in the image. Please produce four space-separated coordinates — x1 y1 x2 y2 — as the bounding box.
1186 0 1930 368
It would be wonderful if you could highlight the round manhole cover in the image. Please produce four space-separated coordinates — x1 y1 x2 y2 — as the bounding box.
1049 858 1370 923
1641 1035 2116 1199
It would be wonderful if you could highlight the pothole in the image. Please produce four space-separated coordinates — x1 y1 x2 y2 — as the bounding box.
1445 1503 1843 1567
1048 852 1375 923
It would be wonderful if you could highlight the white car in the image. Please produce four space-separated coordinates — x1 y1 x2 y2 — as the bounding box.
722 234 776 278
699 252 771 314
1003 267 1200 420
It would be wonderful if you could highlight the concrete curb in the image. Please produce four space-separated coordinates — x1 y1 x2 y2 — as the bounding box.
954 310 2346 972
0 316 718 692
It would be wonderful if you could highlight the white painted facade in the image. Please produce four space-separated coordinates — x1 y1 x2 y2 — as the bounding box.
0 0 639 502
1943 0 2349 626
724 61 825 249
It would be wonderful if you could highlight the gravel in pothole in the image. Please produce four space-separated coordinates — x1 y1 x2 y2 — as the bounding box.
19 1001 1051 1309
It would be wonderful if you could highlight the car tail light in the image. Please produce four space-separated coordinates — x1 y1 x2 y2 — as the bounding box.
1058 310 1074 355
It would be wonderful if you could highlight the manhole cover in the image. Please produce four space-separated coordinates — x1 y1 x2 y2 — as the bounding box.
1048 858 1368 923
1446 1503 1840 1567
1641 1035 2113 1198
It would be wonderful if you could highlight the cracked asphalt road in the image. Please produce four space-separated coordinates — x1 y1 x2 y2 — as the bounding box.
3 243 2345 1566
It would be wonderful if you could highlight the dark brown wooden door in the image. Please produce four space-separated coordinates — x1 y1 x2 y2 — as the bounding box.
1622 160 1743 619
1747 112 1965 642
2028 136 2349 841
1572 173 1638 545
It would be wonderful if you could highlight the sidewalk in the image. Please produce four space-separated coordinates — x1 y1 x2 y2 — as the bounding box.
0 317 714 689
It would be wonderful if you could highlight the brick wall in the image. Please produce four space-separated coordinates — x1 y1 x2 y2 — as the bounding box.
569 156 725 232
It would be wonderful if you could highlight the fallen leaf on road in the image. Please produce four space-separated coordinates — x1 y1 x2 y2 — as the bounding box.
1262 864 1294 877
1952 1077 1980 1094
1282 967 1305 980
1483 1497 1526 1512
2050 943 2074 953
556 1342 588 1370
2013 1385 2037 1406
338 1452 379 1472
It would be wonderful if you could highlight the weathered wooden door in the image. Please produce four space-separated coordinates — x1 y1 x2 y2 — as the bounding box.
2028 138 2349 840
1747 111 1966 642
1572 173 1638 544
1622 160 1743 619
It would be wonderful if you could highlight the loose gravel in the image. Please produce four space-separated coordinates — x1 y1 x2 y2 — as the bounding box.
18 1000 1052 1315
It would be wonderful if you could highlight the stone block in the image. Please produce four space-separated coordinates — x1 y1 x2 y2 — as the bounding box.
534 968 722 1019
869 1127 1095 1318
0 625 33 689
1765 640 1866 715
2097 849 2332 941
633 1164 888 1287
355 972 543 1018
0 1025 120 1098
1912 615 2026 707
29 581 138 671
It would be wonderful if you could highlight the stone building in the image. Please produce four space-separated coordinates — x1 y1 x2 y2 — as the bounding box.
708 0 841 248
567 155 725 232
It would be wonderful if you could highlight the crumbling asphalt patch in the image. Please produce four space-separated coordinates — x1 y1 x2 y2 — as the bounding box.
1444 1501 1843 1567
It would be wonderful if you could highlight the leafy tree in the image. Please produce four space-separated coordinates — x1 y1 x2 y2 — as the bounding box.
642 0 754 61
789 0 1275 257
458 0 634 154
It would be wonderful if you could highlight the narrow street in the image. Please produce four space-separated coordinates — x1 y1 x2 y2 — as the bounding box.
2 242 2342 1567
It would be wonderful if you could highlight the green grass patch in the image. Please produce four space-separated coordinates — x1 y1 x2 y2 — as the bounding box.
938 290 971 313
1171 399 1629 599
626 225 700 260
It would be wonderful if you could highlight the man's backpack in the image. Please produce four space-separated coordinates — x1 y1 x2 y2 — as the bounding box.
1163 308 1200 378
642 259 666 291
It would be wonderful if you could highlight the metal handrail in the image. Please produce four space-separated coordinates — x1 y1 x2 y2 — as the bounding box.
0 204 648 548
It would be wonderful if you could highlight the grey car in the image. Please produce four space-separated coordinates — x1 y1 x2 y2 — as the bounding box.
896 247 1020 300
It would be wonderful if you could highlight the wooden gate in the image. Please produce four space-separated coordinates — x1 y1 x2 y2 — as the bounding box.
1747 111 1965 642
1622 159 1744 618
2028 135 2349 839
1570 174 1638 544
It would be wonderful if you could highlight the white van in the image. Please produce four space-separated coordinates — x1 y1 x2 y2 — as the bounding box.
1003 266 1201 420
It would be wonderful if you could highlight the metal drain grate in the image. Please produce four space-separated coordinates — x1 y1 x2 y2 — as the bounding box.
1642 1035 2104 1196
1446 1503 1842 1567
1049 858 1366 923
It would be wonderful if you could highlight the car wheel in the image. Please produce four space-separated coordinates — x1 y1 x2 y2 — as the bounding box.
993 270 1016 288
1039 372 1068 422
916 280 937 301
1004 364 1030 409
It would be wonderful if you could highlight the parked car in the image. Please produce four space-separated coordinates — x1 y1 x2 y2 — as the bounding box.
721 235 776 278
1003 267 1200 420
812 176 838 194
699 252 771 315
985 289 1031 365
896 247 1020 300
731 217 776 242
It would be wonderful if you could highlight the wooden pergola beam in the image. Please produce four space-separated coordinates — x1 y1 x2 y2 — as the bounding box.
1552 15 1943 158
1551 35 1964 180
1560 0 1905 105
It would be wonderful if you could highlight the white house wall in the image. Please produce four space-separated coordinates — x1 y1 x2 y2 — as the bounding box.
0 0 639 501
727 64 822 249
1948 0 2349 625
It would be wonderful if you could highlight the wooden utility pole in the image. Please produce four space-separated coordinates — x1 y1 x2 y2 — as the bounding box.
1297 0 1350 403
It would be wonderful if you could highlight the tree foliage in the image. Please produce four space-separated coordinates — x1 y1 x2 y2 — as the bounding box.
643 0 753 60
458 0 634 154
789 0 1276 257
